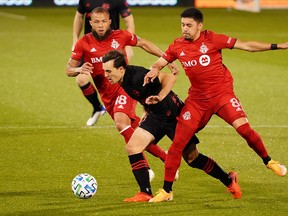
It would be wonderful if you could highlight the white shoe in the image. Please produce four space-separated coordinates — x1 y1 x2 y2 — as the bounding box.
148 169 155 182
174 169 179 181
86 106 106 126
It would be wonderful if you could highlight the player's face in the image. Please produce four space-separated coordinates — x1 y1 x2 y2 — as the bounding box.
90 12 111 37
103 60 124 84
181 17 203 41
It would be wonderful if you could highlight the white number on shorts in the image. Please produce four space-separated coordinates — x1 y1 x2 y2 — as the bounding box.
230 98 242 111
115 95 127 105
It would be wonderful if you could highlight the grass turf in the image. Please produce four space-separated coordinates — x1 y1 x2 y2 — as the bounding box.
0 6 287 216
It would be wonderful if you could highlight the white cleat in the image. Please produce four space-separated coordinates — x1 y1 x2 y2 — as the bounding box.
174 170 179 181
148 169 155 182
86 106 106 126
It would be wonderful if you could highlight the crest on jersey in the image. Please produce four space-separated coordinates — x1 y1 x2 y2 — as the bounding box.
199 43 209 54
111 39 120 49
182 111 191 120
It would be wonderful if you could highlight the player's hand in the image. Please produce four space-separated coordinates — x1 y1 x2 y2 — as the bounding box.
145 95 162 104
167 62 179 75
143 68 159 86
79 62 94 75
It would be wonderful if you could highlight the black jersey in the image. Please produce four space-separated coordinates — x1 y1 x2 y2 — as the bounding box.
121 65 184 120
77 0 132 34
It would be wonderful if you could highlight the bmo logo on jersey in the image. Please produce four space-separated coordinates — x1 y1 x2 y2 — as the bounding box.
91 57 102 63
181 54 211 67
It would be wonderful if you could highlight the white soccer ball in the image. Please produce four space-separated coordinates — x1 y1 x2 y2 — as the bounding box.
71 173 98 199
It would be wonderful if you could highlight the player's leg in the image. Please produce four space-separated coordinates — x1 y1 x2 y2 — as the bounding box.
115 92 167 162
217 95 286 176
76 73 105 126
123 127 155 202
182 141 242 199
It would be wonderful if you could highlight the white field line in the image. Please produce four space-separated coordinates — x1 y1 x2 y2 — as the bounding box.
0 125 287 129
0 11 26 20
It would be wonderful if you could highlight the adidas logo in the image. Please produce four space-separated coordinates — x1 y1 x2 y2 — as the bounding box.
90 47 97 52
180 51 185 56
117 105 124 109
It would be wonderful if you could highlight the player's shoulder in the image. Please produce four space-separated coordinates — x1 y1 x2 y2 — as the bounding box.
127 65 148 73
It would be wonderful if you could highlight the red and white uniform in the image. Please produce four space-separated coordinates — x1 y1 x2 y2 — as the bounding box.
71 30 139 124
163 30 248 181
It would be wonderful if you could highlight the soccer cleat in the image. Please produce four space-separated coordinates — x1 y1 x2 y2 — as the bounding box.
266 160 287 176
227 171 242 199
86 106 106 126
148 169 155 182
123 192 153 202
174 169 179 181
148 189 173 203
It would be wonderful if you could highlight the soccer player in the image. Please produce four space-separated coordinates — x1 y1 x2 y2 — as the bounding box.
66 7 171 181
72 0 135 126
102 50 242 202
144 7 288 202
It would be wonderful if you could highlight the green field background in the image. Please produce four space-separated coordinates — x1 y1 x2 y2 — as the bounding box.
0 7 287 216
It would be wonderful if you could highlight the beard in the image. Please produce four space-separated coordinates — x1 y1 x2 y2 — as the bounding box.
92 28 112 41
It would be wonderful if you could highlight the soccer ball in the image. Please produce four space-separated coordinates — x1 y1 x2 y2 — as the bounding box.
71 173 98 199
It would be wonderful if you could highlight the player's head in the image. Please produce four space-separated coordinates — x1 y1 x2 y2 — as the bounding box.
90 7 112 40
102 50 127 84
180 8 203 41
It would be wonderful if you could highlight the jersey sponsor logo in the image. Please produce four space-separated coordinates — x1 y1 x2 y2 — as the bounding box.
90 47 97 52
91 57 102 63
181 54 211 67
182 111 191 120
111 39 120 49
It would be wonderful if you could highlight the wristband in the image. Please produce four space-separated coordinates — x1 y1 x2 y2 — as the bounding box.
271 44 278 50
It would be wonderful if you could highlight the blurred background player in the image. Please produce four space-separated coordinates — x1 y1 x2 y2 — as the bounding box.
72 0 135 126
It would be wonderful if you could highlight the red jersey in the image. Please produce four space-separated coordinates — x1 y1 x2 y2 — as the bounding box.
71 30 137 105
163 30 237 100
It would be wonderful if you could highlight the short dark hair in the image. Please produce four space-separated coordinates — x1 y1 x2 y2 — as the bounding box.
91 7 110 17
181 8 203 23
102 50 127 69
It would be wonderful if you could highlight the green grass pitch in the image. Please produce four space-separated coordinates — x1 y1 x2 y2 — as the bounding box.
0 6 287 216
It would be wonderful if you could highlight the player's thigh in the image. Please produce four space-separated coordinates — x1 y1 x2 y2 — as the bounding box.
126 127 155 155
113 92 140 128
140 115 165 144
75 73 91 86
217 94 247 125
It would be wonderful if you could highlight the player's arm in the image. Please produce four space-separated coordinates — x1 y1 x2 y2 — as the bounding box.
123 14 135 34
66 58 93 77
234 40 288 52
145 72 177 105
143 57 169 86
135 37 163 58
72 11 84 49
123 14 135 61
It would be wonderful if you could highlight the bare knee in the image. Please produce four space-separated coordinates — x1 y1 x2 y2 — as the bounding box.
76 73 90 86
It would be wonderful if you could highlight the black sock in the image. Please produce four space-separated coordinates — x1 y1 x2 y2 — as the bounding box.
189 153 232 187
80 83 102 112
163 181 173 193
262 156 271 165
129 153 152 195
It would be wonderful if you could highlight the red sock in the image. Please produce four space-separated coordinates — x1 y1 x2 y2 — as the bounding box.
236 123 268 158
146 145 167 162
119 126 134 143
120 126 150 168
